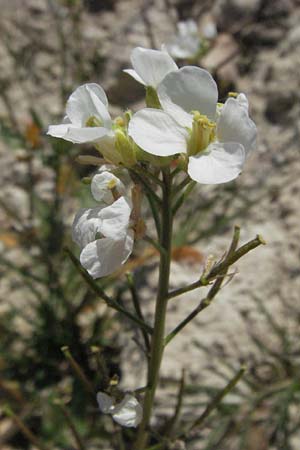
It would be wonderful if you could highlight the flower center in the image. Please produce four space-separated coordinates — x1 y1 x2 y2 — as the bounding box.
107 179 122 201
85 115 103 127
187 111 216 156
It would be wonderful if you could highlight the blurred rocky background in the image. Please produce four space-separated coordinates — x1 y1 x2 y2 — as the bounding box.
0 0 300 449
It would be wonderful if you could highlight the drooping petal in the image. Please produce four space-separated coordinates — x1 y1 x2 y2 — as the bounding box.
99 196 132 239
47 124 74 139
97 392 115 414
91 171 126 205
158 66 218 124
217 96 257 154
188 142 246 184
72 207 104 249
80 231 134 278
52 125 112 144
128 108 188 157
66 83 109 126
112 394 143 428
123 69 145 85
127 47 178 87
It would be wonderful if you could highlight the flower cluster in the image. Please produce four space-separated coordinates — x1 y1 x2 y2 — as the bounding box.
48 46 256 188
165 19 217 60
47 45 257 277
72 169 134 279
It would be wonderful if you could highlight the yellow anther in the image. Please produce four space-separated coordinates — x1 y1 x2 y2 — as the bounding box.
107 179 117 190
228 92 238 98
114 116 125 127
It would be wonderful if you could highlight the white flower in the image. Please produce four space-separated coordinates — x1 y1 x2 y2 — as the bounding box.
165 20 201 59
91 171 126 205
97 392 142 428
47 83 114 144
72 172 133 278
128 66 257 184
124 46 178 88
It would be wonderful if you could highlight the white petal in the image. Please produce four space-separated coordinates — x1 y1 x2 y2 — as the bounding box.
56 126 112 144
66 83 109 126
217 97 257 154
128 108 188 157
87 87 112 128
112 394 143 428
72 207 104 249
236 93 249 110
158 66 218 125
97 165 131 187
99 196 132 239
80 232 134 278
97 392 115 414
188 142 246 184
123 69 145 85
165 40 199 59
91 172 126 205
129 47 178 87
47 124 74 139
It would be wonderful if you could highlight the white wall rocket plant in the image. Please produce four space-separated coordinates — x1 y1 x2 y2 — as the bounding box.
164 19 217 61
48 46 265 449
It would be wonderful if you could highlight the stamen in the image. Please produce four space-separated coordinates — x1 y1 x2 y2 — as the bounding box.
187 111 216 156
85 115 103 127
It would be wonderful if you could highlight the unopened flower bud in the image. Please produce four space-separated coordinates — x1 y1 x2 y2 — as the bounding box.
115 129 137 167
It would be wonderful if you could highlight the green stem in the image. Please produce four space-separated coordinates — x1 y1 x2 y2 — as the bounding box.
134 166 164 188
134 168 173 450
126 272 151 355
165 369 186 436
167 278 208 301
182 366 246 437
65 248 153 335
173 175 191 195
54 400 86 450
172 181 196 214
143 235 167 257
3 406 50 450
130 170 161 237
61 346 94 395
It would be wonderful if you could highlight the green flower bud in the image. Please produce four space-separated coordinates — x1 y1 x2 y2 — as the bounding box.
115 129 137 167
